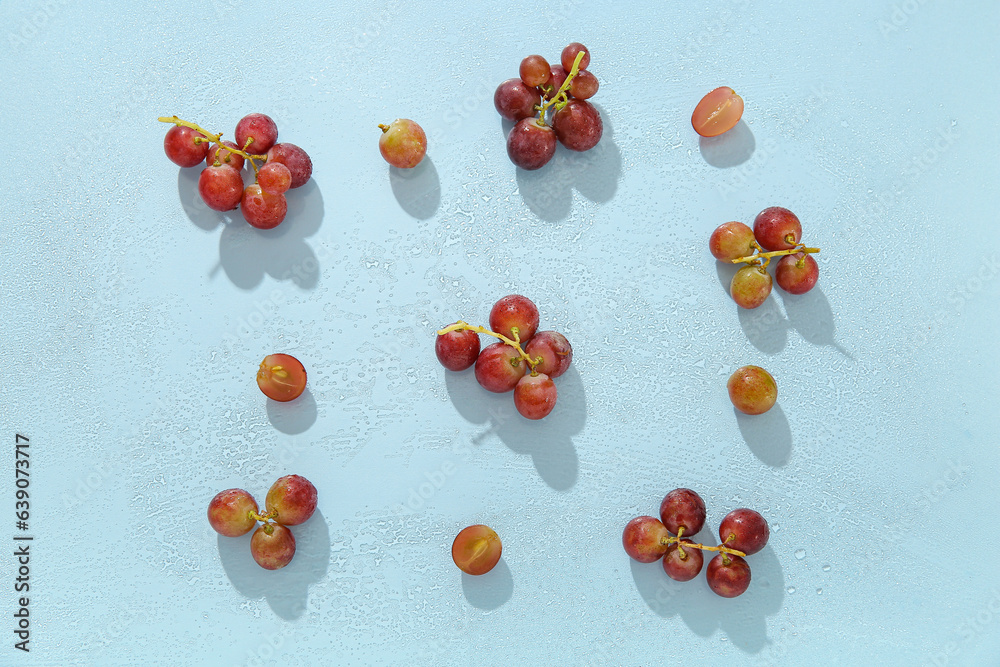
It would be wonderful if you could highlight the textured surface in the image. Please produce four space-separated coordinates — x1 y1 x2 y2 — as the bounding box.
1 0 999 665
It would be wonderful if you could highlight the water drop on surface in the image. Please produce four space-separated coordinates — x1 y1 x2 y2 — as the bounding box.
795 549 806 560
816 588 823 595
787 586 796 594
822 564 831 572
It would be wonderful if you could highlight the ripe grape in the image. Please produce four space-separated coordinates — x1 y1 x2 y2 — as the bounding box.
235 113 278 154
266 143 313 188
524 331 572 378
198 164 244 211
452 524 502 575
489 294 540 343
659 488 707 536
207 140 245 171
257 353 307 402
241 184 288 230
163 125 208 167
519 55 551 88
569 70 599 100
753 206 801 251
775 253 819 294
207 488 259 537
719 508 770 555
727 365 777 415
378 118 427 168
250 524 296 570
540 65 568 99
435 326 481 371
691 86 744 138
265 474 317 526
553 99 603 152
474 342 527 393
560 42 591 71
513 373 557 419
621 516 669 563
662 542 704 582
706 554 751 597
257 162 292 195
494 79 541 122
730 265 772 309
506 117 556 170
709 221 756 261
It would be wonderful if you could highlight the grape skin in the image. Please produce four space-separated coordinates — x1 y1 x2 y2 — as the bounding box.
506 118 556 170
258 162 292 195
553 99 603 152
662 542 704 582
540 65 568 100
775 253 819 294
709 221 756 261
519 55 551 88
569 70 599 100
164 125 208 167
207 140 245 171
266 143 313 188
474 342 526 393
265 475 318 526
250 524 296 570
730 265 772 309
659 488 707 536
622 516 669 563
378 119 427 169
198 164 244 211
524 331 572 378
753 206 802 251
727 366 777 416
235 113 278 154
513 373 557 420
706 554 751 597
560 42 591 71
489 294 539 343
435 327 481 371
719 508 770 555
494 79 541 122
207 488 258 537
241 184 287 230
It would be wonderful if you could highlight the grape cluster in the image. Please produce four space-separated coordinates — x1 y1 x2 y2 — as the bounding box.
494 42 603 170
711 206 821 308
160 113 313 229
623 488 769 598
208 475 318 570
435 295 573 420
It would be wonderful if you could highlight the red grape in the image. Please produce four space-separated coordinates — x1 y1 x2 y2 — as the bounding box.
378 118 427 168
569 70 599 100
513 373 557 419
691 87 744 138
257 353 307 402
622 516 669 563
775 253 819 294
257 162 292 195
524 331 572 378
452 525 502 575
266 143 313 188
730 265 772 309
553 99 603 152
659 488 707 536
662 542 704 582
235 113 278 154
540 65 568 99
506 117 556 170
706 554 751 597
435 327 481 371
753 207 802 251
207 140 245 171
207 488 258 537
727 365 777 416
519 55 551 87
709 221 756 261
561 42 591 71
719 508 769 555
164 125 208 167
474 342 527 393
265 474 317 526
489 294 539 343
494 78 541 122
250 524 296 570
241 184 288 229
198 164 244 211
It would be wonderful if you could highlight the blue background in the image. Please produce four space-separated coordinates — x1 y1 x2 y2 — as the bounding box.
2 0 999 665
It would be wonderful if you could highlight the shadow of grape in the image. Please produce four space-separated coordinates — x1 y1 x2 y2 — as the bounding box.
266 388 318 435
778 286 852 358
390 157 441 220
461 558 513 610
716 262 789 354
699 120 756 168
735 405 792 467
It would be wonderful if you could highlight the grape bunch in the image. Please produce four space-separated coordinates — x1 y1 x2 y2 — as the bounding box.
160 113 313 229
623 488 769 598
208 475 318 570
435 294 573 420
494 42 603 170
710 206 822 309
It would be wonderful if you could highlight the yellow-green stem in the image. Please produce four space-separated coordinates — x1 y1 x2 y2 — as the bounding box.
659 534 746 558
536 50 588 124
730 245 821 266
158 115 268 172
436 321 540 370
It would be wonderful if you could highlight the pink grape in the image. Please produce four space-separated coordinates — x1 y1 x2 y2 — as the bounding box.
198 164 244 211
540 65 568 99
706 554 751 597
241 184 287 229
524 331 572 378
662 542 704 582
727 365 777 416
569 70 599 100
235 113 278 154
659 488 707 536
622 516 669 563
265 474 317 526
719 508 770 555
489 294 539 343
775 253 819 294
474 342 526 393
495 78 541 122
730 265 772 309
250 524 296 570
435 326 481 371
753 207 802 251
519 55 551 88
378 118 427 168
553 99 603 152
266 143 313 188
513 373 557 419
506 117 556 170
561 42 591 71
258 162 292 195
164 125 208 168
207 488 258 537
691 87 744 138
709 221 756 261
207 140 245 171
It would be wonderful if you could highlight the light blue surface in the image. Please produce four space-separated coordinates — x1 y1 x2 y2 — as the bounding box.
2 0 999 665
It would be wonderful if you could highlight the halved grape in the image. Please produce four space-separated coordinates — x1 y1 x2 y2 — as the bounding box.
257 353 307 402
452 524 502 575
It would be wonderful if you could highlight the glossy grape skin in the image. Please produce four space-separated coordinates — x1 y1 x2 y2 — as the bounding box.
553 99 603 152
265 474 317 526
519 55 551 87
250 524 296 570
207 488 259 537
753 207 802 251
198 164 244 211
775 253 819 294
514 373 557 420
164 125 208 167
257 162 292 194
659 488 707 536
207 140 245 171
710 221 756 261
727 366 777 416
561 42 591 71
257 353 307 402
494 79 541 122
691 86 744 138
524 331 572 378
569 70 599 100
662 542 704 582
241 184 287 229
474 342 527 393
378 118 427 168
235 113 278 154
506 117 556 170
622 516 669 563
719 508 770 555
489 294 540 343
435 327 481 371
540 65 568 99
452 525 502 575
706 554 751 597
730 265 772 309
266 143 313 188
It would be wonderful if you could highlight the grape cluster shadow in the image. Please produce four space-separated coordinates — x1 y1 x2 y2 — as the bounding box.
389 157 441 220
461 557 514 610
699 120 755 168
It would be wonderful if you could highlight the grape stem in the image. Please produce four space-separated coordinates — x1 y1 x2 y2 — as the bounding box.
158 115 268 175
659 533 746 558
730 244 820 269
249 509 278 533
536 50 588 125
437 320 541 371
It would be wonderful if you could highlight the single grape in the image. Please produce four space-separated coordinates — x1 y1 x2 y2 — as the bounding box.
506 117 556 170
691 86 744 138
494 79 541 122
452 524 502 575
435 326 481 371
706 554 751 597
719 508 770 555
257 353 307 402
207 140 245 171
561 42 591 71
727 365 777 415
775 253 819 294
241 184 288 229
659 488 707 536
519 55 551 88
250 524 296 570
198 164 244 211
523 331 572 378
489 294 540 343
266 143 313 188
569 70 599 100
163 125 208 167
265 474 317 526
474 342 527 393
514 373 557 420
235 113 278 154
662 542 704 582
553 99 603 152
378 118 427 168
207 488 258 537
621 516 669 563
753 206 802 251
709 221 756 261
539 65 568 100
257 162 292 195
730 265 772 309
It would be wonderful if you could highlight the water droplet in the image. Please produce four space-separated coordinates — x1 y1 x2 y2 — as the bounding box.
822 564 831 572
795 549 806 560
816 588 823 595
787 586 796 594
